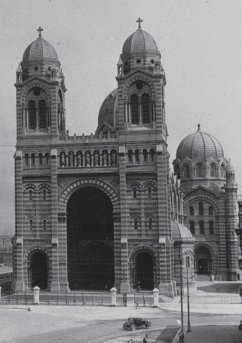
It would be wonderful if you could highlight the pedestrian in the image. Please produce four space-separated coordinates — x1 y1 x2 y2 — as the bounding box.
128 339 133 343
143 334 148 343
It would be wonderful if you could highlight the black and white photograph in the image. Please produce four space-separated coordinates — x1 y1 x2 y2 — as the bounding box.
1 0 242 342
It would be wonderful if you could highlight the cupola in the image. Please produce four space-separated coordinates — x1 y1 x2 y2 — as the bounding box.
20 27 62 82
119 18 162 75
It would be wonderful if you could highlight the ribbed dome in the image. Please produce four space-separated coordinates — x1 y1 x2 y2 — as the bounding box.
171 221 194 242
122 28 158 54
23 37 59 64
176 125 224 161
97 89 118 129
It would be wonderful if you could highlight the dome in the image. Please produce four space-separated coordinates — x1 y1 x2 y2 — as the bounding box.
97 89 118 130
122 28 158 55
23 37 59 64
171 221 194 242
226 160 235 173
176 124 224 161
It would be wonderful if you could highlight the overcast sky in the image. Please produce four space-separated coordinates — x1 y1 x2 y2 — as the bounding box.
1 0 242 234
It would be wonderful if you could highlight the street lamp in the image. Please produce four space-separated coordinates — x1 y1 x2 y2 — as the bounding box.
185 253 191 333
179 251 184 343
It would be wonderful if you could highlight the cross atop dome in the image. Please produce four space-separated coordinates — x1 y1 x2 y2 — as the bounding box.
37 26 43 38
136 17 143 29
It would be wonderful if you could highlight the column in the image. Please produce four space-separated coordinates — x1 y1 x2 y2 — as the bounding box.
50 148 60 291
119 145 130 293
58 212 70 292
14 150 25 292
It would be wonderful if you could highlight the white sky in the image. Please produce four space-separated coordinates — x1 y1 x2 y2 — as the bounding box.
1 0 242 234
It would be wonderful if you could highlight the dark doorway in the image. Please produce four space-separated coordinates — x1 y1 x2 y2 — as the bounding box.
31 251 48 289
67 187 114 290
135 252 154 290
195 246 211 275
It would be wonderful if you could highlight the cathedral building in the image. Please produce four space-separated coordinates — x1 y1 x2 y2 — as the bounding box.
12 20 238 296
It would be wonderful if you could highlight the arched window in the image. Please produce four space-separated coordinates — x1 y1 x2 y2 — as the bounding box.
199 221 204 234
150 149 155 162
30 219 33 230
43 189 46 201
142 94 150 124
209 221 214 234
133 187 137 199
68 152 74 167
29 190 33 201
183 164 190 178
43 219 47 230
210 163 217 177
38 153 43 166
148 186 152 198
128 150 133 163
189 206 194 216
28 100 36 129
39 100 47 128
60 152 66 167
45 153 49 166
135 149 139 163
221 164 226 178
143 149 148 162
131 94 139 124
134 218 138 230
31 153 35 167
189 221 195 234
76 151 83 167
197 163 204 177
199 201 204 215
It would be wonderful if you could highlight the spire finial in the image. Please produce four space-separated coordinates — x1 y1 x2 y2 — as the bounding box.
136 17 143 29
37 26 43 38
197 123 201 131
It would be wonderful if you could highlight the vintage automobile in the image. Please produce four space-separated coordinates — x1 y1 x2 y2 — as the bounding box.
123 317 151 331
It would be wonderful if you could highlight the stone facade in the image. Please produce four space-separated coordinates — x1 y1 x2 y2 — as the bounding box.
13 23 197 296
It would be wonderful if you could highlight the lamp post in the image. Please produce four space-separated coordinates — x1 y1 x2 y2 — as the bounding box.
179 252 184 343
185 254 191 333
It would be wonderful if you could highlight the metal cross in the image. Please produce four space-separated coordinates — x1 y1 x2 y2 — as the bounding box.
37 26 43 38
136 17 143 29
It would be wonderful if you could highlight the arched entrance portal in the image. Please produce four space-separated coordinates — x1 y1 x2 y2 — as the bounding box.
30 251 48 289
135 252 154 290
67 187 114 290
195 246 212 275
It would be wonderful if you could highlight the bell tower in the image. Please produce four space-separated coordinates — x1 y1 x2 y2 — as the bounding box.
15 26 66 143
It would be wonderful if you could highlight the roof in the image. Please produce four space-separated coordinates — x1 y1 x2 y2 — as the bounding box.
171 221 194 242
122 28 158 55
22 37 59 64
97 89 118 130
176 124 224 161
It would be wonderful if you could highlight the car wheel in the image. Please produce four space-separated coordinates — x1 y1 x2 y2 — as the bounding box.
131 324 135 331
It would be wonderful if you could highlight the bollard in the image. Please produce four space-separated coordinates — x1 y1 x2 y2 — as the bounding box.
110 287 117 306
152 288 159 307
33 286 40 305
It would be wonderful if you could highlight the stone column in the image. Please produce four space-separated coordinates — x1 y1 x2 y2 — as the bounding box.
33 286 40 304
50 149 60 292
110 287 117 306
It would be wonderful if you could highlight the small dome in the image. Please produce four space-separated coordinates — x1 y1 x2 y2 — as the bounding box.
97 89 118 130
176 124 224 161
226 160 235 173
23 37 59 64
122 28 158 55
171 221 194 242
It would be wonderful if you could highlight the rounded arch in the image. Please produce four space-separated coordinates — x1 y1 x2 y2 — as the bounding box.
25 247 51 290
129 245 158 290
20 81 52 105
59 179 119 214
122 75 156 100
185 192 219 214
194 243 214 276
